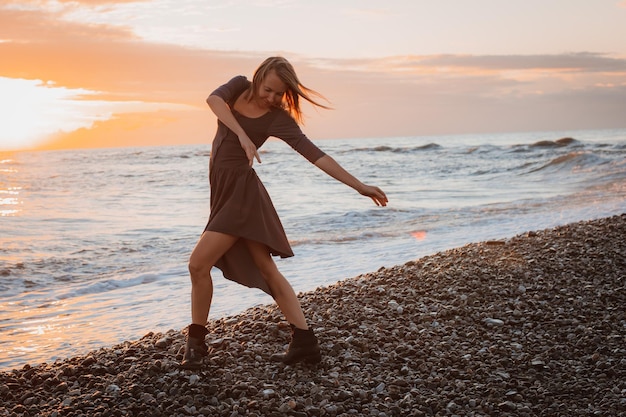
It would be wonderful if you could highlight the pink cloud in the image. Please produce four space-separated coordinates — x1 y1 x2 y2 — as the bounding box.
2 2 625 151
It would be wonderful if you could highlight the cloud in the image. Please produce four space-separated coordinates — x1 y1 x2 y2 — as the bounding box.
250 0 297 8
61 0 147 3
0 4 270 99
38 108 209 150
342 7 392 18
294 53 626 139
417 53 626 72
0 76 197 150
0 3 137 43
312 52 626 75
15 0 148 5
298 52 626 108
1 1 625 151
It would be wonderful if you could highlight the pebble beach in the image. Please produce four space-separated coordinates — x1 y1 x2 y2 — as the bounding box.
1 214 624 417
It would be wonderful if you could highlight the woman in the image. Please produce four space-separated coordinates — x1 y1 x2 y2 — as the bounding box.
181 57 388 370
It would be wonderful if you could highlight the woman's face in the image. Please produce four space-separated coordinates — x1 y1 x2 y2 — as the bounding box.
257 69 286 109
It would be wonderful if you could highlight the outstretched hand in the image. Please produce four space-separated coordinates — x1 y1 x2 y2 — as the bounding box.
238 134 261 167
360 184 388 207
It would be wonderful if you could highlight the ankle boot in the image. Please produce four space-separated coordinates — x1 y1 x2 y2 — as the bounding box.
180 324 209 370
271 324 321 365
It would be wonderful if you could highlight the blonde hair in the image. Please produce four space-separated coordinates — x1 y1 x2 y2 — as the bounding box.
249 56 330 124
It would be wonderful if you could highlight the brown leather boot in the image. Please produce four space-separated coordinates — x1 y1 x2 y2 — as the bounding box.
180 324 209 370
271 324 321 365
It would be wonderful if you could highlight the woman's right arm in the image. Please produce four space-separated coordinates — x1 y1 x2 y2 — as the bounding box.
314 155 388 207
206 95 261 166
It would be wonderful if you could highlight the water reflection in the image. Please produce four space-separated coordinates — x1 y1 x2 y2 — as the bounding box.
0 156 21 216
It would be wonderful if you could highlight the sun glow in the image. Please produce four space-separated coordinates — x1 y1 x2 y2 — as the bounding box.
0 77 108 150
411 230 427 241
0 77 196 151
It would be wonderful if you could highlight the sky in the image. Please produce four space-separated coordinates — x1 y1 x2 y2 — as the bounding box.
1 0 626 151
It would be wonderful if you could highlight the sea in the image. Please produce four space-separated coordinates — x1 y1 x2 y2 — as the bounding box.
1 128 625 371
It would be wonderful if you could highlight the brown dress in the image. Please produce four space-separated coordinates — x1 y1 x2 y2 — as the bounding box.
205 76 326 295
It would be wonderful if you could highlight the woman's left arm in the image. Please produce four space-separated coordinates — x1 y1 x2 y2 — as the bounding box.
314 155 388 206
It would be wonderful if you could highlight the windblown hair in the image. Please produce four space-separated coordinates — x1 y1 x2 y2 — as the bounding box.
249 56 330 124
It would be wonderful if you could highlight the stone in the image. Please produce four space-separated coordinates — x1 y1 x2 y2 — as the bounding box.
1 215 624 417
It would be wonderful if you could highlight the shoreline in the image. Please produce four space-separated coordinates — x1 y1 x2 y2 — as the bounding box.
1 214 624 416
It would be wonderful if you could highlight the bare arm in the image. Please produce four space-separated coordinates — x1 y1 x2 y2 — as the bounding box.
206 95 260 166
314 155 388 206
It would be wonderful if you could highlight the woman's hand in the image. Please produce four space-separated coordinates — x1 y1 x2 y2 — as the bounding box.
359 184 388 207
207 95 260 166
238 134 261 167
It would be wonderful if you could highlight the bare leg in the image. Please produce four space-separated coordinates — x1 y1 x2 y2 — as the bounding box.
244 239 308 329
188 231 238 325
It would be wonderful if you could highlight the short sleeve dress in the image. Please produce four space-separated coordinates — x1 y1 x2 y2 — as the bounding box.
205 76 326 296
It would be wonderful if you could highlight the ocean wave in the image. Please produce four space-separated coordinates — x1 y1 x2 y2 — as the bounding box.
530 137 580 148
0 256 160 298
54 273 160 301
351 143 442 153
528 151 609 174
288 209 430 247
510 137 582 153
289 231 392 247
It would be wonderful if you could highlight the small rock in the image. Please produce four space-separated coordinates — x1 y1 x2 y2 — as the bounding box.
499 401 517 411
23 396 37 406
278 402 292 413
141 392 155 403
375 382 385 394
81 356 96 367
446 401 458 412
155 337 169 348
531 359 546 367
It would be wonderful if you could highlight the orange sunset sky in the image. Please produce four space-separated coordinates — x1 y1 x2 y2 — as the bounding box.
1 0 626 151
